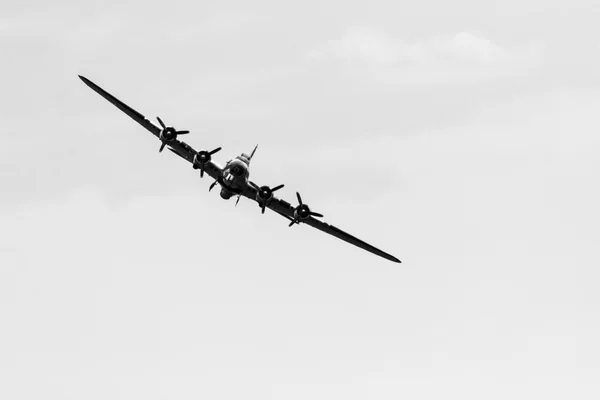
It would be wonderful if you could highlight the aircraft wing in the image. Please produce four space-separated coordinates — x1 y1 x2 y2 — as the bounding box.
78 75 222 181
301 217 401 263
241 183 401 263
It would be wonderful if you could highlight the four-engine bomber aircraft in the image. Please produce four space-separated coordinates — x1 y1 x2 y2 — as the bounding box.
79 75 401 263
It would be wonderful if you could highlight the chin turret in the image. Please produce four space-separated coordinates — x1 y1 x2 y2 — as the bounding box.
220 189 233 200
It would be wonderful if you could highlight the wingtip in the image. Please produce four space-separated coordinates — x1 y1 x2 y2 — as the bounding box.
78 75 91 85
382 253 401 263
383 252 401 263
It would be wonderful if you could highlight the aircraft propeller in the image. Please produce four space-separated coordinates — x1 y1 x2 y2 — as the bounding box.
289 192 323 227
209 178 219 192
193 147 222 177
255 184 285 214
156 116 189 152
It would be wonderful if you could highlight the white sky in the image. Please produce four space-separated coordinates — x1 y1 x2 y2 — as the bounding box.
1 1 599 399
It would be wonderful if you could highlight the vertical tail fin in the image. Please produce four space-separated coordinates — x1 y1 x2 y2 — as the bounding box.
240 144 258 165
249 144 258 161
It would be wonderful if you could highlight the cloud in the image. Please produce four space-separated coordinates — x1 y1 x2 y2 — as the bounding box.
307 28 543 85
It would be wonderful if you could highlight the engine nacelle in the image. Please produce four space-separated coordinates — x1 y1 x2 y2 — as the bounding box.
256 186 273 204
193 150 210 169
294 204 312 220
286 192 323 226
159 127 177 142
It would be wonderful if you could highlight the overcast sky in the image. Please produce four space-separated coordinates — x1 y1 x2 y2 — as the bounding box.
1 1 599 399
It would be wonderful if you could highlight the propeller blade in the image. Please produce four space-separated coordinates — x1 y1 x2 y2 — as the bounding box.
209 147 222 155
261 204 266 214
296 192 303 205
156 116 166 129
159 142 167 152
176 130 190 135
274 211 296 226
235 195 241 206
310 212 323 218
272 184 284 192
200 169 204 178
209 179 218 192
288 220 295 227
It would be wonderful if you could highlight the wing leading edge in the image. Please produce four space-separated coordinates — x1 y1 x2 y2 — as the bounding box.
79 75 161 137
303 217 401 263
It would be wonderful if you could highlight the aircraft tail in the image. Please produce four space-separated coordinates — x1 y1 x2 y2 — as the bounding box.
249 144 258 161
240 144 258 164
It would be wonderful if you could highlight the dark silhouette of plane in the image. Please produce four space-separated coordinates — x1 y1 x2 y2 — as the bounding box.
79 75 401 263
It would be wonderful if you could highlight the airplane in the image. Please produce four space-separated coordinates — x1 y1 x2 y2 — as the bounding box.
79 75 401 263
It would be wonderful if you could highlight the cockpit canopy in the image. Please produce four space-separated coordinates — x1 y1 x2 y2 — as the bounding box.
237 154 251 165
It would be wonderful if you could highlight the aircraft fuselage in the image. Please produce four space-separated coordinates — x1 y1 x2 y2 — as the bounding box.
218 155 251 199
